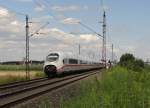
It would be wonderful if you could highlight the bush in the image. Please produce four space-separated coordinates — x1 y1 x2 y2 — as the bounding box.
133 59 145 71
119 53 135 67
119 53 144 72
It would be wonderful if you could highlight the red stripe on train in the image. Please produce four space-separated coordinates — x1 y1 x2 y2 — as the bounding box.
57 64 101 71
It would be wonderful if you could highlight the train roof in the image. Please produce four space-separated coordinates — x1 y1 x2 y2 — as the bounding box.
47 51 101 63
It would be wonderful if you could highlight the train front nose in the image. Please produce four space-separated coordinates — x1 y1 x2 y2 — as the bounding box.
44 65 57 77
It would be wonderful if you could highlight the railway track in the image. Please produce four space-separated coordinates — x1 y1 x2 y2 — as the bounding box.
0 70 99 108
0 77 48 90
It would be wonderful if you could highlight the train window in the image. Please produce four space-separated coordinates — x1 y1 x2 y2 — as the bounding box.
80 60 87 64
69 59 78 64
46 53 59 62
63 58 68 64
48 53 59 57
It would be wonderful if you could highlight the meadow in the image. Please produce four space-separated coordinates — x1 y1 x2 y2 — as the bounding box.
0 64 43 71
0 64 45 85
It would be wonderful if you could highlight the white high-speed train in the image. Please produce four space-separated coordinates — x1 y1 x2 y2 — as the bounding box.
44 52 104 77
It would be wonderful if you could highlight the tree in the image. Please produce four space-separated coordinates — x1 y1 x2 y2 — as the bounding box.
119 53 135 69
133 59 144 71
119 53 144 71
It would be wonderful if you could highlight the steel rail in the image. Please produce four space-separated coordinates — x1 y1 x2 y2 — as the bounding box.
0 71 95 97
0 77 48 90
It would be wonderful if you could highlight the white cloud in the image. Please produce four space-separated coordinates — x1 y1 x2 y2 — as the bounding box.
11 21 18 25
62 18 80 24
0 40 24 50
35 27 100 43
48 28 77 44
79 34 99 42
0 7 23 34
32 28 75 44
0 7 9 17
0 7 26 61
51 5 80 12
5 41 18 44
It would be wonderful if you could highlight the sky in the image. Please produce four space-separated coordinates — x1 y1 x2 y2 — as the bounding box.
0 0 150 62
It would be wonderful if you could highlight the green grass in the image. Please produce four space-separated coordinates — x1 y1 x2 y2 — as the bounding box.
0 64 43 71
59 66 150 108
0 64 46 85
35 71 46 78
0 71 46 85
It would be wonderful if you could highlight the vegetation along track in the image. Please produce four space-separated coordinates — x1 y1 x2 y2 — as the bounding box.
0 70 100 108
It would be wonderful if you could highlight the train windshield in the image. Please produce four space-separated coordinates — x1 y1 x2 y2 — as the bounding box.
46 53 59 62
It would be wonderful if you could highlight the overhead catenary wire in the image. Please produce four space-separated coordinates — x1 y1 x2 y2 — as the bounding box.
39 0 104 40
33 0 99 36
33 0 62 22
30 22 50 37
78 22 103 38
35 0 104 57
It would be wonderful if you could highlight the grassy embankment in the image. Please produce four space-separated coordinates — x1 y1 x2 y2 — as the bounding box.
0 64 45 85
59 65 150 108
36 65 150 108
58 66 150 108
46 64 149 108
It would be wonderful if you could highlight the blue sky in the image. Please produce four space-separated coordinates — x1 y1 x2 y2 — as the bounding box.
0 0 150 61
